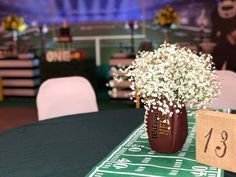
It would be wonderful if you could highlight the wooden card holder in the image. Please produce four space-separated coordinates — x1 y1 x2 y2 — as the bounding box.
196 109 236 173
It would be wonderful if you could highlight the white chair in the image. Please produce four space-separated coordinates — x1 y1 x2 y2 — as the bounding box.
36 76 98 120
207 70 236 110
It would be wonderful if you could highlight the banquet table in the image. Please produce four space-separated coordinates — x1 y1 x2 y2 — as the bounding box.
40 58 96 88
0 108 235 177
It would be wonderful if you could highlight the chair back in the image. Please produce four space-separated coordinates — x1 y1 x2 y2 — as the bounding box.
207 70 236 110
37 76 98 120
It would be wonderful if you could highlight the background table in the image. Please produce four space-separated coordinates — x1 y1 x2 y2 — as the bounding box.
0 109 235 177
40 58 96 88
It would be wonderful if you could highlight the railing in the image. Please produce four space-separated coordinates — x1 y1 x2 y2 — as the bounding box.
54 34 146 66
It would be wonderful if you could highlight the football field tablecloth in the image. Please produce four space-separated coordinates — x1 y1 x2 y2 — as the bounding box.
87 111 223 177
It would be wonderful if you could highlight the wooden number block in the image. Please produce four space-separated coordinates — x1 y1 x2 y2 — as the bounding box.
196 109 236 173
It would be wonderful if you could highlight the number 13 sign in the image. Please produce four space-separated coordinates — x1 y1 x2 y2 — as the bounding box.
196 109 236 173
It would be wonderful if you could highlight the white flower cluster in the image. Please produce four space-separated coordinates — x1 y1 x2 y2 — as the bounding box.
124 43 221 115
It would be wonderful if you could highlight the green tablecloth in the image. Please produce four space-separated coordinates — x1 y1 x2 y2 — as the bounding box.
0 109 234 177
87 110 223 177
0 109 144 177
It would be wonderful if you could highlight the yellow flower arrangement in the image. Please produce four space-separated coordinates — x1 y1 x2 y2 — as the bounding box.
1 14 27 32
154 6 179 27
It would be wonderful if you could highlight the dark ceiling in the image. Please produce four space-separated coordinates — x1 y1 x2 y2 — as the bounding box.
0 0 217 25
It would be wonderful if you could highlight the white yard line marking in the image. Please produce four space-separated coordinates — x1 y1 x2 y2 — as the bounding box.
97 170 164 177
109 162 218 173
135 140 148 143
121 154 196 162
217 168 222 177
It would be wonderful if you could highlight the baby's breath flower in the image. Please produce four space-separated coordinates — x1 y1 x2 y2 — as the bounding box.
120 43 221 115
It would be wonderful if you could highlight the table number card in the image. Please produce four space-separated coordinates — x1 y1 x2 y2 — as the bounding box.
196 109 236 173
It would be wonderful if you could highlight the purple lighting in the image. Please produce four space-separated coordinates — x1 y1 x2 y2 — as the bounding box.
0 0 217 25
